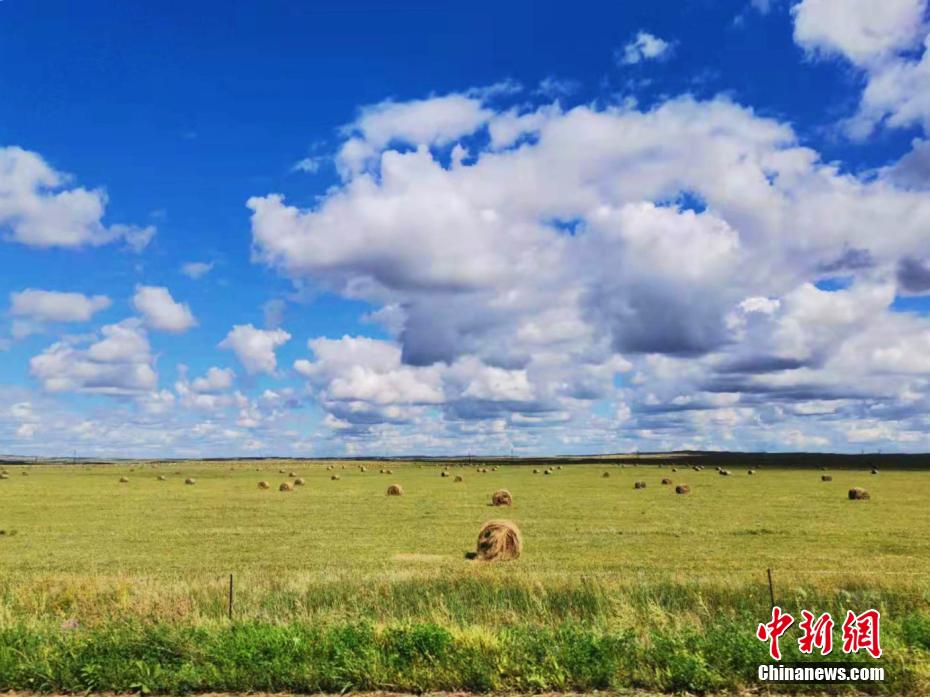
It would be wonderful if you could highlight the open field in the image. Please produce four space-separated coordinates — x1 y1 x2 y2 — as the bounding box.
0 458 928 694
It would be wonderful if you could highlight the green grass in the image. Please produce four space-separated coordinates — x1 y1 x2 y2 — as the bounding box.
0 460 928 693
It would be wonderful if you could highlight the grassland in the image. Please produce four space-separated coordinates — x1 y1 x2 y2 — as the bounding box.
0 459 928 694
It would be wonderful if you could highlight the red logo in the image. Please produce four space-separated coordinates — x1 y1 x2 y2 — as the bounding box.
756 608 882 660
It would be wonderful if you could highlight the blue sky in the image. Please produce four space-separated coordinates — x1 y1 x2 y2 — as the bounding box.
2 0 930 457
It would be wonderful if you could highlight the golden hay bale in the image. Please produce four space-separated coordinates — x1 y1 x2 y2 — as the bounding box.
475 520 522 562
675 484 691 495
543 469 552 475
279 482 293 492
671 467 678 472
719 469 732 476
327 465 334 470
288 472 297 478
184 478 196 485
692 466 701 472
533 468 540 474
661 478 672 485
119 476 129 483
849 487 870 500
330 475 340 481
441 471 450 478
491 489 513 506
821 475 833 482
454 475 464 483
379 468 386 474
634 481 646 489
279 469 287 474
157 475 167 481
0 474 8 480
359 466 367 472
258 480 271 489
294 477 305 486
871 468 879 475
557 465 563 470
602 471 610 478
387 483 404 496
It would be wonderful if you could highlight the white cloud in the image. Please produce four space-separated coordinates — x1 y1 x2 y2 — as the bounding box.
180 261 214 279
791 0 930 138
246 89 930 452
10 289 111 323
191 366 235 394
219 324 291 375
0 146 155 250
29 319 157 394
619 31 673 65
792 0 926 66
336 93 493 176
132 285 197 333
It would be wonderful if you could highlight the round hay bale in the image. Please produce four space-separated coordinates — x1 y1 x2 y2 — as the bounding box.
359 466 367 472
719 469 732 476
661 478 672 485
533 468 540 474
258 480 270 489
279 469 287 474
491 489 513 506
634 481 646 489
386 483 404 496
21 471 29 476
294 477 306 486
675 484 691 495
330 475 340 481
288 472 297 478
821 475 833 482
870 468 879 475
157 475 167 481
557 465 563 470
119 476 129 483
0 473 8 480
671 467 678 472
747 470 755 475
184 478 196 485
543 469 552 475
454 475 464 483
602 472 610 478
385 469 394 475
474 520 522 562
279 482 293 492
441 471 450 478
327 465 334 470
849 487 870 500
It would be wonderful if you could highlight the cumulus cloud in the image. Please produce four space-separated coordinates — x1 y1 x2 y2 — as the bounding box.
336 93 493 176
618 31 673 65
792 0 930 138
0 146 155 250
245 88 930 452
132 285 197 333
219 324 291 375
180 261 214 279
29 319 157 394
191 366 235 393
10 289 111 323
793 0 926 66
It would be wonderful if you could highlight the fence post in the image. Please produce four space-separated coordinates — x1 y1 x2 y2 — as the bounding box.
228 573 234 620
767 568 776 607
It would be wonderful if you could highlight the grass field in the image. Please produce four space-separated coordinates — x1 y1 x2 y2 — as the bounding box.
0 458 928 694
